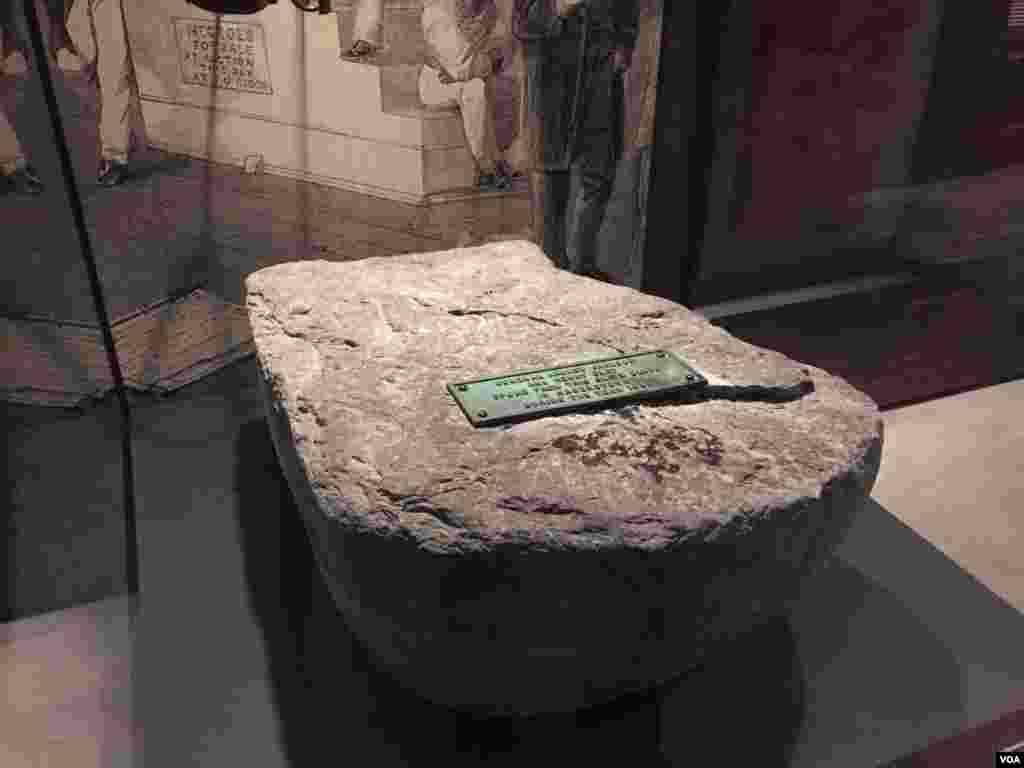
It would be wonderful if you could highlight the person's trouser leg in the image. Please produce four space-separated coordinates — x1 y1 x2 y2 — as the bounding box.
68 0 133 164
565 157 616 274
418 63 460 108
533 170 571 268
4 0 61 174
0 107 27 173
420 67 498 175
352 0 383 45
64 0 92 60
92 0 132 163
565 71 623 274
456 77 499 174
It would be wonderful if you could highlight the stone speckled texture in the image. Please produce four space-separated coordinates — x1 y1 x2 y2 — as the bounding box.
247 240 883 715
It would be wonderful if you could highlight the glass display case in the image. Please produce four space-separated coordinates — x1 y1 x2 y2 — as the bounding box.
2 0 1024 765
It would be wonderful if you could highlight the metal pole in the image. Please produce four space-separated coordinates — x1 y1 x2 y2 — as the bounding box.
20 0 139 593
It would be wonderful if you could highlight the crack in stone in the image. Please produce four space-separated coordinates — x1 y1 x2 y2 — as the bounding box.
583 337 627 354
402 497 467 528
496 495 582 515
378 489 466 528
637 380 814 408
740 462 768 483
704 380 814 403
257 298 355 349
447 308 562 327
625 310 671 330
250 290 308 341
261 307 307 340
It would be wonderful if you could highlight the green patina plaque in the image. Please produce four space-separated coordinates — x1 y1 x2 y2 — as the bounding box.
447 350 706 427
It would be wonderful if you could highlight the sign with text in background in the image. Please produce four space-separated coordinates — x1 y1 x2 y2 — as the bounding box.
173 18 273 94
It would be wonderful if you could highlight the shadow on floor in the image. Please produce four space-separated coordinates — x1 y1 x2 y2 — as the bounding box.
1 396 131 622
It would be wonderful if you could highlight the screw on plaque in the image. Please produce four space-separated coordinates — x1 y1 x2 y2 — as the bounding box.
477 410 488 418
457 384 468 391
657 352 666 358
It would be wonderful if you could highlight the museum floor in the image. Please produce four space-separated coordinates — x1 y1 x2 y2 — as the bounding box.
2 359 1024 767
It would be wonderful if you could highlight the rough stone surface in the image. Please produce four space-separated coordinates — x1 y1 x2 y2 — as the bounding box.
246 240 883 715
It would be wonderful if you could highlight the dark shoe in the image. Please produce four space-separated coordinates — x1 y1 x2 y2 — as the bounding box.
22 164 43 188
345 40 377 58
97 159 128 187
3 164 44 196
478 170 511 191
493 160 514 189
492 171 511 191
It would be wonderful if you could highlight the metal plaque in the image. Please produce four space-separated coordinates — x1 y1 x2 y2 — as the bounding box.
447 350 706 427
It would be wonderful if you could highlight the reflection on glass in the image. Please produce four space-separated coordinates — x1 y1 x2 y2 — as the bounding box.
2 2 1023 766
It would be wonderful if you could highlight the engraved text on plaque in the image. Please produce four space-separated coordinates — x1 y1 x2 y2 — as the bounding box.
447 351 706 427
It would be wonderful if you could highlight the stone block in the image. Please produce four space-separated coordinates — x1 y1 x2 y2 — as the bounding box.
247 241 883 715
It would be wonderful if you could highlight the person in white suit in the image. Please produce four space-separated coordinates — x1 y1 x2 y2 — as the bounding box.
66 0 137 185
418 0 512 189
0 110 44 196
0 0 136 192
1 1 49 195
344 0 383 58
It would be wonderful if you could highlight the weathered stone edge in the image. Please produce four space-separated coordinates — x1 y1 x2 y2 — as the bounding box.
255 340 883 555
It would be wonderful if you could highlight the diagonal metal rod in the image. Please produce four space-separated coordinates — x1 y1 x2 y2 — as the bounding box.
20 0 139 593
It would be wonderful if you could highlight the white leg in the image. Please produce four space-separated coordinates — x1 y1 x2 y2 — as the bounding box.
65 0 95 65
0 107 27 173
457 77 498 173
89 0 134 163
352 0 383 45
418 64 461 109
